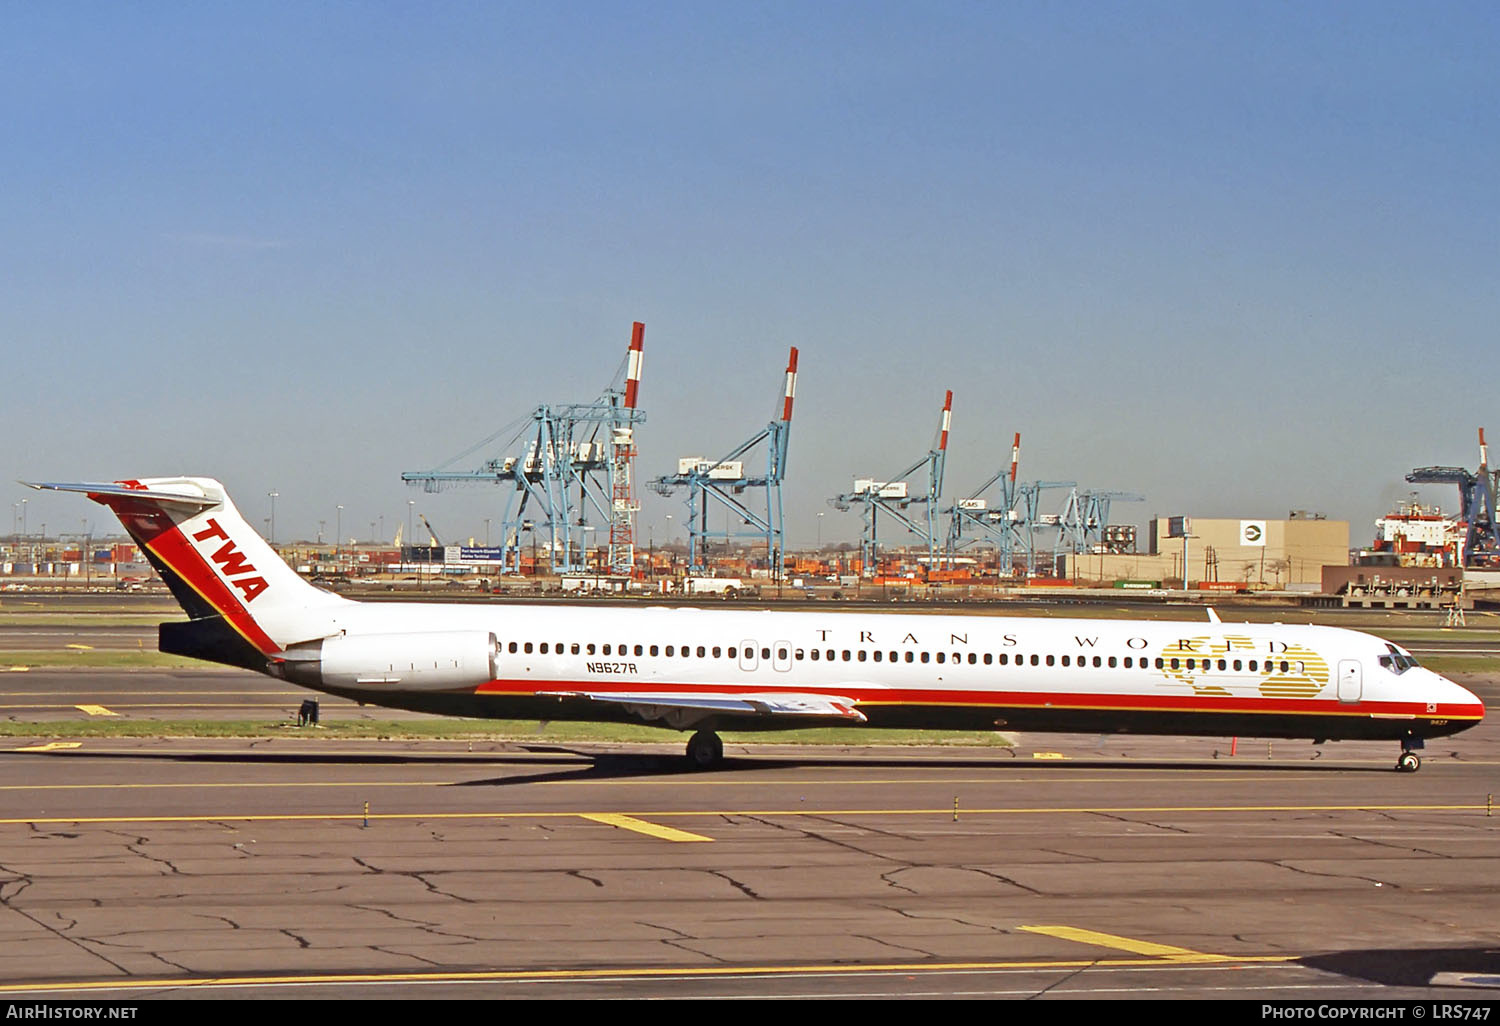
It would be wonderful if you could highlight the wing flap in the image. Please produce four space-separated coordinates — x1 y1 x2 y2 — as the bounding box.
537 690 867 729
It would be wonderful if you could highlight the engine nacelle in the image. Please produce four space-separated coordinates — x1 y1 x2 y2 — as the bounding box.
275 631 499 691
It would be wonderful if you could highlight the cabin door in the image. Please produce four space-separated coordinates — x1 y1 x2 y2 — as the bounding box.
1336 659 1362 703
772 641 793 672
739 640 759 673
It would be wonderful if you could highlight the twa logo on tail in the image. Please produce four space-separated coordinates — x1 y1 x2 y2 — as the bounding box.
191 517 270 602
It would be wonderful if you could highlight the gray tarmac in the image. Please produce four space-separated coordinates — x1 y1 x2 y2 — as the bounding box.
0 669 1495 1000
0 596 1497 1000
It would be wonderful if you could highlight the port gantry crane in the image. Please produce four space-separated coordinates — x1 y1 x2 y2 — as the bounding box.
650 347 798 579
945 431 1026 574
831 391 952 578
1407 427 1500 568
400 322 647 576
944 433 1143 576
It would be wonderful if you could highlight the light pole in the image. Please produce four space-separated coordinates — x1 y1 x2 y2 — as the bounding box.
407 501 414 551
268 491 279 546
484 518 491 547
336 505 343 557
817 512 825 551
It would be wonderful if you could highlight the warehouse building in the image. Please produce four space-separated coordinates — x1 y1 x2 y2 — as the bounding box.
1064 513 1349 590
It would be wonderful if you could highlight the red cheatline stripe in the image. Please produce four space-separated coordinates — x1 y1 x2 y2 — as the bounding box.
472 679 1481 720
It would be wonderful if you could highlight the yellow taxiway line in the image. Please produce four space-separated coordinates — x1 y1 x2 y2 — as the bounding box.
579 812 713 842
1020 925 1234 962
0 951 1297 996
0 802 1487 827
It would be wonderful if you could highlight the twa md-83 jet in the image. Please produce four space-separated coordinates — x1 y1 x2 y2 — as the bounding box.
28 477 1485 772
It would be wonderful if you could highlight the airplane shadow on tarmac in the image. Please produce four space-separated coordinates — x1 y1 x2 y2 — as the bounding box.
1300 947 1500 988
3 745 1410 782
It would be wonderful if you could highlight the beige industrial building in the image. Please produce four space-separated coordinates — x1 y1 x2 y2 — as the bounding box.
1064 514 1349 589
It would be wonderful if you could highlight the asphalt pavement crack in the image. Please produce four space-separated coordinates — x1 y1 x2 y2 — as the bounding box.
956 864 1044 894
705 869 763 900
0 860 133 976
877 868 920 894
1273 860 1399 889
852 933 941 959
350 904 485 942
114 833 182 875
1329 830 1451 858
1090 811 1190 834
350 856 475 903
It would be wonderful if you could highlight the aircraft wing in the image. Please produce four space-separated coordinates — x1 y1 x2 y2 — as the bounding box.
537 690 868 730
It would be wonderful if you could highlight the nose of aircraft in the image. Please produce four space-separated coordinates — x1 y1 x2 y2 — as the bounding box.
1431 670 1485 726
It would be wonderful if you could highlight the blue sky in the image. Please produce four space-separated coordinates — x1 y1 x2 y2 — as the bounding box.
4 2 1497 548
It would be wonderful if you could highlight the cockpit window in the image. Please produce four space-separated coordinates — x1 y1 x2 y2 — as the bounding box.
1380 643 1419 674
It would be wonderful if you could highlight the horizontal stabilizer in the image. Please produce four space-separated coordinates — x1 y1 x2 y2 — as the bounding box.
23 481 219 512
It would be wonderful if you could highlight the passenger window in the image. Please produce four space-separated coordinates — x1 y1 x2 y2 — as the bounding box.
728 647 737 659
1061 655 1070 667
937 652 946 664
795 649 805 660
697 646 706 658
983 653 993 665
842 650 851 661
858 650 867 662
921 652 930 663
873 651 883 662
571 643 580 655
761 648 770 660
524 642 533 654
665 645 674 656
713 646 721 658
810 649 820 661
634 645 644 656
508 642 518 654
1045 655 1055 667
650 645 659 656
586 643 595 655
1108 656 1117 668
602 644 611 655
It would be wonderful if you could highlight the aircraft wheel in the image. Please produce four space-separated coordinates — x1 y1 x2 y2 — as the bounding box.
1396 752 1421 773
686 730 724 770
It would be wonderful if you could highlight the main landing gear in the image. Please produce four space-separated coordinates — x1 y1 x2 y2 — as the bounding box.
1396 736 1424 773
686 730 724 770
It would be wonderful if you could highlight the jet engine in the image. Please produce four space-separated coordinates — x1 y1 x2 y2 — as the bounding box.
274 631 499 691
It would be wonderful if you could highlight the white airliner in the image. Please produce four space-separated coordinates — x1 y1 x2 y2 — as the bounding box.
27 477 1485 771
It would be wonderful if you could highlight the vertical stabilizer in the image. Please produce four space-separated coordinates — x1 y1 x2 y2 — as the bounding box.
25 478 348 658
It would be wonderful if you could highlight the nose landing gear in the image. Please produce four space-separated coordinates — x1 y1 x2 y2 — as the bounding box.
1396 736 1424 773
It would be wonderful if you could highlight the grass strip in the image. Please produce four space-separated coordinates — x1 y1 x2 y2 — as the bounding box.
0 718 1013 746
0 651 204 669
